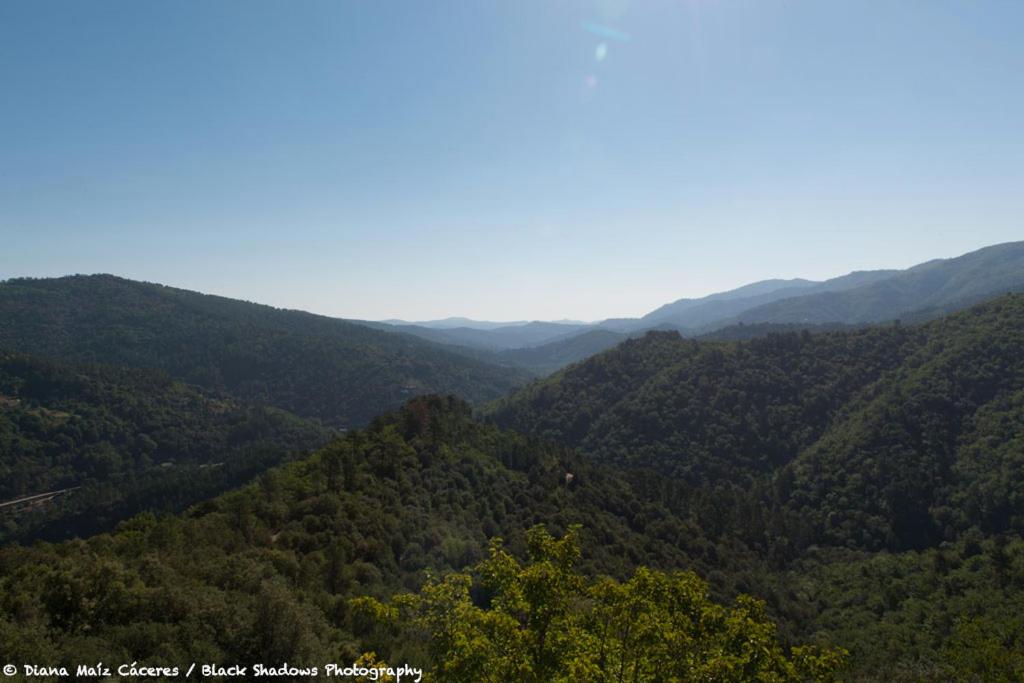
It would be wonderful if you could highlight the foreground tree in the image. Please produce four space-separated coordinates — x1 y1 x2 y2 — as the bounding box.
353 525 846 682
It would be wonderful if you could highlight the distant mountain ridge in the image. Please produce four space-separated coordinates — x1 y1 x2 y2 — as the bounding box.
629 270 897 331
732 241 1024 326
625 241 1024 333
369 242 1024 373
638 278 820 325
6 242 1021 387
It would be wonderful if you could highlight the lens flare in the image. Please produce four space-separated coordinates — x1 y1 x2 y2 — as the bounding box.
582 21 631 43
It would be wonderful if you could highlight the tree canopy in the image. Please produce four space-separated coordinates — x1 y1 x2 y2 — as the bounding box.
353 525 847 682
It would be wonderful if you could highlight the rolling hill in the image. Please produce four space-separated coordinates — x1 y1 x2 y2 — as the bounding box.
0 275 530 427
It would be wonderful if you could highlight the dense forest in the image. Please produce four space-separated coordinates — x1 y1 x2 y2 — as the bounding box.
353 525 847 682
0 397 800 675
490 294 1024 552
0 275 530 427
0 350 332 543
485 294 1024 677
1 285 1023 679
1 395 1020 679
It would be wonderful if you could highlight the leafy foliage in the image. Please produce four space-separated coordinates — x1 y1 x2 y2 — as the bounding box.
354 525 847 682
786 535 1024 681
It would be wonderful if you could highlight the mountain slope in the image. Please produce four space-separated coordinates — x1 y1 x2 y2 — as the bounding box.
495 328 628 374
604 271 897 334
654 270 901 331
488 324 916 484
0 275 530 426
639 278 819 326
783 294 1024 550
0 396 774 669
0 349 331 543
490 294 1024 553
1 395 1020 679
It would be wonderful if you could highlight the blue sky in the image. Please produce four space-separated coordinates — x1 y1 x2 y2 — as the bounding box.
2 1 1022 321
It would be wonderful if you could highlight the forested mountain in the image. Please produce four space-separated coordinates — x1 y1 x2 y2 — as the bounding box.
490 295 1024 554
0 350 331 544
484 296 1024 676
1 395 1018 679
0 275 529 427
3 270 1023 679
0 396 802 674
733 240 1024 327
490 322 918 485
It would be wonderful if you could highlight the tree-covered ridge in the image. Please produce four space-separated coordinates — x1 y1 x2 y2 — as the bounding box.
0 396 1018 679
784 295 1024 551
0 275 530 427
490 294 1024 552
0 396 758 671
0 350 332 543
488 322 919 485
353 525 847 682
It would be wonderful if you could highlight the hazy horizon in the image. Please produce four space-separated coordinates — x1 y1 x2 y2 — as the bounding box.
3 2 1022 320
5 237 1017 325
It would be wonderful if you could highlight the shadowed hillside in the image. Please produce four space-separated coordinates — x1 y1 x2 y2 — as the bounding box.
0 275 530 427
0 350 332 543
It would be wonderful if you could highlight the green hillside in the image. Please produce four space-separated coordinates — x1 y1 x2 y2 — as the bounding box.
1 395 1018 680
0 396 787 673
0 350 331 543
0 275 530 427
490 295 1024 555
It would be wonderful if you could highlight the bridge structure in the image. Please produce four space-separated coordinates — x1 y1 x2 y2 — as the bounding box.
0 487 79 514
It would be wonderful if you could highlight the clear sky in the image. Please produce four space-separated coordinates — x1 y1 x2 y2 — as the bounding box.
2 1 1022 321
